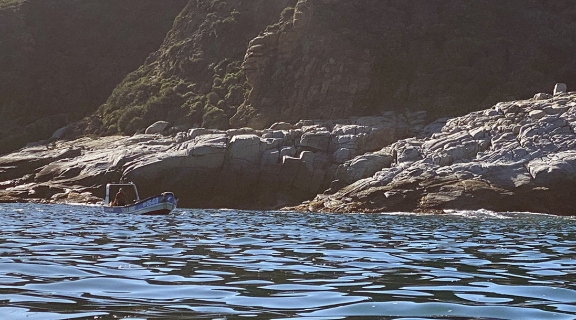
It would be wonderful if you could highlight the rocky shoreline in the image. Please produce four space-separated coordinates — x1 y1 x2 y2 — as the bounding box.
291 87 576 215
2 88 576 215
0 110 425 209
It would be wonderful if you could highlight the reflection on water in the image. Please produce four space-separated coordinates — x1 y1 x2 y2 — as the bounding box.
0 204 575 319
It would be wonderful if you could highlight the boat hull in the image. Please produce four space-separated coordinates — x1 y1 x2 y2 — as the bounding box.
103 192 177 215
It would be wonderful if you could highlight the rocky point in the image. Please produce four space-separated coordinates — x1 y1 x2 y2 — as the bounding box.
291 87 576 215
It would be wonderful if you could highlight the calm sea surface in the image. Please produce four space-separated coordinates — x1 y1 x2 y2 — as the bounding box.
0 204 575 320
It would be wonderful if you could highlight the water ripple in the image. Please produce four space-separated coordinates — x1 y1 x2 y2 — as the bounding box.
0 204 575 319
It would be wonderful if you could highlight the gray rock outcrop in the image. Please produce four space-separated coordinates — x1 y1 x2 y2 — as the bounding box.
4 90 576 215
554 83 567 95
1 113 416 208
145 121 170 134
293 91 576 215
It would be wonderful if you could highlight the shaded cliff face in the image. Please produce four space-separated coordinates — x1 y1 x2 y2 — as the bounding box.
5 0 576 149
232 0 576 128
0 0 187 154
97 0 295 135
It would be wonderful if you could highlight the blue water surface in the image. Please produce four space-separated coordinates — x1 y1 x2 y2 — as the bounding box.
0 203 575 319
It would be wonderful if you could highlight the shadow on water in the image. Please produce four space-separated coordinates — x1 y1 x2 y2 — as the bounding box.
0 204 575 319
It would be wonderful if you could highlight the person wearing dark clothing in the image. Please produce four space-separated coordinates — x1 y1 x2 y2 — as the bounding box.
113 188 126 206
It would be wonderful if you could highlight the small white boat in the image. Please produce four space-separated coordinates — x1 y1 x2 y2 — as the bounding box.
103 182 177 215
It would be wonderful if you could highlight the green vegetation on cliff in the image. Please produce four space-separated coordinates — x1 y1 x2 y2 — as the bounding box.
96 0 295 135
0 0 22 8
97 0 576 134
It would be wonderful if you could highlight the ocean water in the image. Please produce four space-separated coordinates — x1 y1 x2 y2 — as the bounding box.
0 203 575 319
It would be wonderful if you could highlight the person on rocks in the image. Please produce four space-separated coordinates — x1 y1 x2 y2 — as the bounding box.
113 188 127 206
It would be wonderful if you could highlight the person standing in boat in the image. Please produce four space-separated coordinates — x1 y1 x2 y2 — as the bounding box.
113 188 127 206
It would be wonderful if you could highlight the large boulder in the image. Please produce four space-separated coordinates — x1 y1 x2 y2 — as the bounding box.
300 130 331 152
145 121 170 134
334 150 394 186
228 134 263 171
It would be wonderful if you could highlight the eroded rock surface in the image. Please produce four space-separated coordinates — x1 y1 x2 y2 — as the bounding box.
0 114 415 208
292 92 576 215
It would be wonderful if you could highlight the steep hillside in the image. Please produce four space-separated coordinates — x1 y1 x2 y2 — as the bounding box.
96 0 576 135
4 0 576 150
0 0 187 154
95 0 296 135
233 0 576 128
